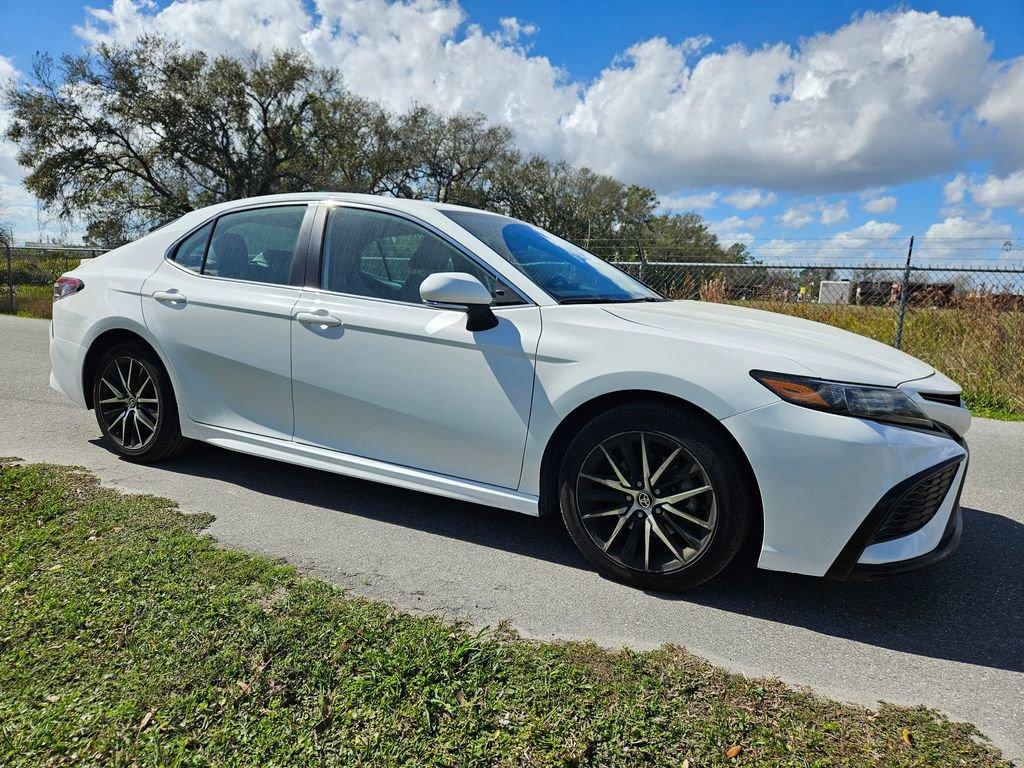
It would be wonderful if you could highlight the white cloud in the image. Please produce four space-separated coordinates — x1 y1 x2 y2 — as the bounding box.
78 0 578 155
835 220 902 241
754 220 904 263
943 173 969 204
862 195 897 214
716 232 755 249
710 214 763 249
778 205 816 229
561 10 996 190
920 215 1014 259
923 215 1012 240
777 198 848 228
975 59 1024 174
658 191 719 212
969 171 1024 212
716 214 764 230
829 220 903 262
819 200 848 225
496 16 537 42
76 4 1024 193
723 189 776 210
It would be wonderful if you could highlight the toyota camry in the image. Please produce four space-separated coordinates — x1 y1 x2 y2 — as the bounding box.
49 193 971 590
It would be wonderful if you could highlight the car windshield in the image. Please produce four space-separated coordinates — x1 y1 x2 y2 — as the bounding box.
442 210 664 304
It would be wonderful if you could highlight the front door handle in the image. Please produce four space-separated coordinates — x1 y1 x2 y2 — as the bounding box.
153 290 187 305
295 310 343 328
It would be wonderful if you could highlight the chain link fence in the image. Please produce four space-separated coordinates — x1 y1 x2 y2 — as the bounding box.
3 239 1023 415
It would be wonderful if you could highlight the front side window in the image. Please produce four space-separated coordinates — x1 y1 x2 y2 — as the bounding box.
321 207 522 305
201 206 307 285
443 210 663 304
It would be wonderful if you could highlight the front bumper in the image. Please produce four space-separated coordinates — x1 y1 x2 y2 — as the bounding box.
846 503 963 580
831 444 968 580
723 400 968 578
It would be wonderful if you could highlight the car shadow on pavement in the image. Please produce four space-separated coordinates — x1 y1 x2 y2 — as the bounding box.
657 505 1024 674
139 441 1023 675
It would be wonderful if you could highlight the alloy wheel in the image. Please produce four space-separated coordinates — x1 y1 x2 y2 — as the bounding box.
97 356 160 451
575 430 718 573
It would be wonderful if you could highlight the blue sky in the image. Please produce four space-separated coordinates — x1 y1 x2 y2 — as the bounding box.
2 0 1023 262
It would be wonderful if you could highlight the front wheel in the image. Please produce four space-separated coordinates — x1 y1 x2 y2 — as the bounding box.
92 341 189 462
559 402 754 591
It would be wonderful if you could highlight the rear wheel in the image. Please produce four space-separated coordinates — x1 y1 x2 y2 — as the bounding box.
92 342 189 462
559 402 753 590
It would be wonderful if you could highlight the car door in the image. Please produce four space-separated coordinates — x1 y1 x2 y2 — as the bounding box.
290 203 541 489
142 203 313 440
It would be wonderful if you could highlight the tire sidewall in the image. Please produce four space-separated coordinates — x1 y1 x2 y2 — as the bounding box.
559 403 752 591
92 343 173 459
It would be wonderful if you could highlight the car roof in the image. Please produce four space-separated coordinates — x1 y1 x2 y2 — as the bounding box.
200 192 500 217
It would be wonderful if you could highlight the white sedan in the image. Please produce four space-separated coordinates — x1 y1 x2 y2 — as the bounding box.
49 193 971 590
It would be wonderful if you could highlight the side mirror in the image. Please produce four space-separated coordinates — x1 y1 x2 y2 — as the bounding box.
420 272 498 331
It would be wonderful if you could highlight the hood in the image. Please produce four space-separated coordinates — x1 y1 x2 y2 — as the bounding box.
606 301 934 387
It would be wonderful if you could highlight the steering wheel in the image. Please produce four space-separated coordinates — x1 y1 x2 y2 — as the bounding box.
546 274 571 292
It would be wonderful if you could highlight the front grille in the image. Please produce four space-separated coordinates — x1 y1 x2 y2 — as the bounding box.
871 462 961 543
920 391 962 408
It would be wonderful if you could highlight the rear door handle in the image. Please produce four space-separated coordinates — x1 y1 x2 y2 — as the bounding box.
153 290 187 304
295 311 343 328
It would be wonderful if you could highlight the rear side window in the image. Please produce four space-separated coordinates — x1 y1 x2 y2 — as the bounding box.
170 206 307 284
202 206 307 285
173 222 212 272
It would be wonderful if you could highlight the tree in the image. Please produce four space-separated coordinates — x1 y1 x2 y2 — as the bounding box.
486 155 656 251
391 107 519 205
6 34 745 260
638 213 749 263
5 38 357 242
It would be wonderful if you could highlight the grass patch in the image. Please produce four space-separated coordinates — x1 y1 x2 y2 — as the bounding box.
5 285 55 319
0 460 1011 767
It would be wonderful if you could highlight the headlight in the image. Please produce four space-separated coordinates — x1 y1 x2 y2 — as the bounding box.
750 370 933 428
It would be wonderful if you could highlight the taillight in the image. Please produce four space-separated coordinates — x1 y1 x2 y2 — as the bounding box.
53 276 85 302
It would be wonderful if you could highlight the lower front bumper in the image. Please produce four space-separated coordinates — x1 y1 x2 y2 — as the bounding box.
846 504 963 580
838 431 969 580
723 400 968 577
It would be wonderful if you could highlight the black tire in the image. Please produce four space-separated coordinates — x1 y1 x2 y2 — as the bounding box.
559 401 753 591
91 341 190 462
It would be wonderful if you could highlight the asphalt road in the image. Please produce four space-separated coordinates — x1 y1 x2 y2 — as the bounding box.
2 314 1022 761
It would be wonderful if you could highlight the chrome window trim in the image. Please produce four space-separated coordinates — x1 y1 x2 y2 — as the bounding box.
162 256 306 292
314 199 535 308
297 284 537 314
162 201 315 289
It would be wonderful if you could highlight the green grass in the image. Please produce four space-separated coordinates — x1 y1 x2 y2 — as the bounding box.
5 285 55 318
0 461 1012 767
